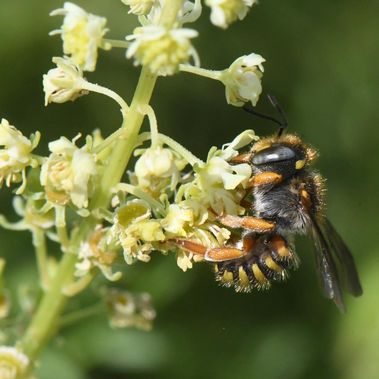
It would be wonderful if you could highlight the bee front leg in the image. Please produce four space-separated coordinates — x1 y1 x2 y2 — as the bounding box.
246 172 283 188
218 215 276 233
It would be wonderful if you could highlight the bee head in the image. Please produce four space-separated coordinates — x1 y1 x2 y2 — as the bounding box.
251 141 307 176
249 134 318 178
241 95 318 176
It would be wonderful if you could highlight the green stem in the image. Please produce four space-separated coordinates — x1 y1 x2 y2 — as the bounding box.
18 1 184 376
59 302 104 329
81 81 129 115
179 64 222 80
159 133 203 166
31 229 50 290
102 38 130 49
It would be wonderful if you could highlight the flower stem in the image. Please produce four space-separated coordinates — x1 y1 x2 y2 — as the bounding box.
31 229 50 290
102 38 130 49
158 133 203 166
179 64 222 80
81 81 130 115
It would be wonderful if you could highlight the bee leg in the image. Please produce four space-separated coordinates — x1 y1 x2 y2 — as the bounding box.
229 152 252 164
218 215 275 233
173 239 247 262
246 172 283 188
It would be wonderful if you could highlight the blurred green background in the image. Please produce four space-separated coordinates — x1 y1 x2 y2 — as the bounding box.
1 0 379 378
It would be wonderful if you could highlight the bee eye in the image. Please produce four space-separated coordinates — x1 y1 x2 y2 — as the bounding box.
252 145 296 165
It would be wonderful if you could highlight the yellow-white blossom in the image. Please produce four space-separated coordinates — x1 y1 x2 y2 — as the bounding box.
138 0 202 26
43 56 88 106
176 130 257 217
126 26 199 76
206 0 257 29
0 197 55 238
121 0 156 16
40 135 98 208
134 145 187 197
0 346 29 379
76 227 121 281
106 289 156 331
221 53 265 106
0 119 40 193
50 2 109 71
111 200 165 264
161 204 193 237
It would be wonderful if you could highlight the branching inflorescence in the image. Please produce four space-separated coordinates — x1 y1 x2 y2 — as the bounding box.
0 1 265 377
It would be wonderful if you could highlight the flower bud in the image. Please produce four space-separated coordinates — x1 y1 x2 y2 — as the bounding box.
43 57 88 106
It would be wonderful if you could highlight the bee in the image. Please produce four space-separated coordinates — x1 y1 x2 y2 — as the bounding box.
175 95 362 312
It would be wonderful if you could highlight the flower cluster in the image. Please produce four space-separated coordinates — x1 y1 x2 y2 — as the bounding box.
1 0 269 372
104 130 257 273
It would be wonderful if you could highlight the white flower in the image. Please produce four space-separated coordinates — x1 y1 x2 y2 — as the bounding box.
50 2 109 71
134 145 186 197
221 53 265 106
126 26 199 76
76 227 121 281
161 204 193 237
0 346 29 379
176 250 194 272
138 0 202 26
121 0 156 16
206 0 257 29
0 119 40 193
40 135 98 208
43 57 88 106
176 130 257 216
110 200 165 264
106 289 156 331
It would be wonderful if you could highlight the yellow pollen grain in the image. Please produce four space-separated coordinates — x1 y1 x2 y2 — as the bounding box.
295 160 305 170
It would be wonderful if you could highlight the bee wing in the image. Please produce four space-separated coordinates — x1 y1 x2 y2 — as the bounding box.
309 214 347 312
322 219 363 297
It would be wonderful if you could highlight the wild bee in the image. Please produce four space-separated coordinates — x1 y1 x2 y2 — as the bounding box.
176 95 362 312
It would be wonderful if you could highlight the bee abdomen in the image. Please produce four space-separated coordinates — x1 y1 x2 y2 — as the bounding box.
214 234 298 293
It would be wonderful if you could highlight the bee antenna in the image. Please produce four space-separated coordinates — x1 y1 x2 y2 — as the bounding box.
242 94 288 137
267 94 288 137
